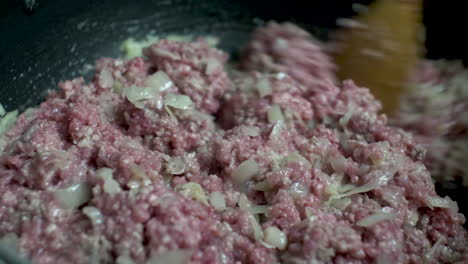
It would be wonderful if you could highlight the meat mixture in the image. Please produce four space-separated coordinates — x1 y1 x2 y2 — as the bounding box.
0 22 467 264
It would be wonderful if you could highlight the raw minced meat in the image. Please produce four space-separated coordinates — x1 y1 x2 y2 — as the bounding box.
0 22 467 264
393 60 468 186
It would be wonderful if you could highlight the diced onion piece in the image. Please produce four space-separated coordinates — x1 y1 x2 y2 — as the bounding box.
268 105 284 123
98 69 114 89
96 168 121 195
331 156 346 174
209 192 226 211
238 194 251 211
427 196 458 212
242 126 261 137
256 78 272 98
263 226 287 250
329 197 352 210
356 212 395 227
165 157 185 175
147 250 190 264
270 120 284 138
253 181 271 192
205 58 220 75
339 170 394 198
82 206 103 225
0 233 18 251
251 205 268 215
145 71 172 92
232 158 259 184
164 93 193 110
54 182 92 209
0 110 18 137
286 152 311 167
339 184 356 193
288 182 308 197
130 163 148 179
248 213 264 241
116 255 135 264
175 182 208 205
124 85 159 109
0 104 5 117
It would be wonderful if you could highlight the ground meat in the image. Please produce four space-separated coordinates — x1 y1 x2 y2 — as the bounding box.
0 22 466 264
393 60 468 186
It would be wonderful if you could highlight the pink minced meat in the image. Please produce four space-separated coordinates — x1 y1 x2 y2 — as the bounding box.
0 23 467 264
393 60 468 186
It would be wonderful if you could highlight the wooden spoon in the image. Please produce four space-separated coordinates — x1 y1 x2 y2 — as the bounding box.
332 0 423 114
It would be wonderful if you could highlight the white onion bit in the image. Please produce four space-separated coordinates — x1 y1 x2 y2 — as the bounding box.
232 158 259 184
268 105 284 123
146 250 190 264
263 226 287 250
96 168 122 195
82 206 104 225
242 126 261 137
331 156 346 174
124 85 159 109
0 110 18 137
0 103 6 117
175 182 208 205
166 157 186 175
256 78 272 97
209 192 226 211
356 212 395 227
145 71 173 92
54 182 92 209
164 93 193 110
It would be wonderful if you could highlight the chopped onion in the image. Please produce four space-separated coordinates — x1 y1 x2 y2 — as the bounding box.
288 182 308 197
130 163 148 179
124 85 159 109
116 255 134 264
145 71 173 92
248 213 264 241
0 103 5 117
0 110 18 137
54 182 92 209
232 158 259 184
209 192 226 211
269 120 284 138
82 206 104 225
165 157 186 175
329 197 352 210
238 194 251 211
427 196 458 212
96 168 121 195
242 126 261 137
146 250 190 264
164 93 193 110
338 170 395 198
331 156 346 174
275 72 286 80
268 105 284 123
356 212 395 227
263 226 287 250
251 205 269 215
205 58 220 75
175 182 208 205
0 233 18 251
256 78 272 97
98 69 114 89
253 181 272 192
286 152 311 167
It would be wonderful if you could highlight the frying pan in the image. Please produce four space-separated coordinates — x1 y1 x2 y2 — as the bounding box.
0 0 467 262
